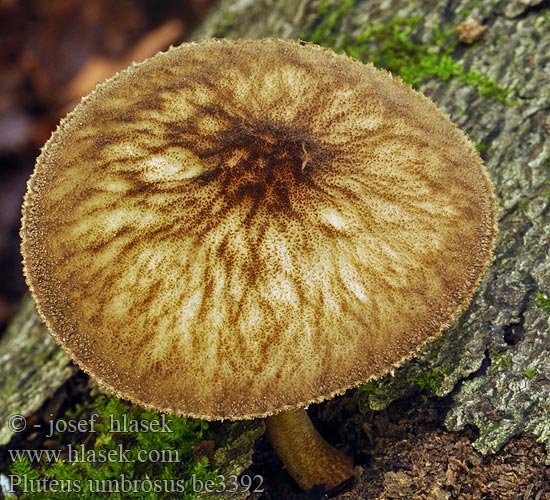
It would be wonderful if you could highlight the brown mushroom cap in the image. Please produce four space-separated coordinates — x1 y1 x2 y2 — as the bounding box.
21 39 498 420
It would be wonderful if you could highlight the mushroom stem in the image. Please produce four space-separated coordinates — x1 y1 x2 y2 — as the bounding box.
265 408 354 491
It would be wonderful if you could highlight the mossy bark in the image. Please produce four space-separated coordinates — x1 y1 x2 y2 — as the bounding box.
0 297 74 446
1 0 549 487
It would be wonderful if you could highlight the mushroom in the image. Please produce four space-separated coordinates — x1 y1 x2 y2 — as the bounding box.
21 39 498 492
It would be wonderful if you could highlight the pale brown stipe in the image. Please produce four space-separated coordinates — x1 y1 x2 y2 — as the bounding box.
265 409 354 490
22 38 498 491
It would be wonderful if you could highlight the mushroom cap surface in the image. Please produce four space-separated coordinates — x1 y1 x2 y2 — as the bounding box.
21 39 498 420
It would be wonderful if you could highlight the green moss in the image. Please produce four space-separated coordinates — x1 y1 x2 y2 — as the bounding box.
524 367 538 379
406 366 450 393
355 380 384 415
9 395 218 499
535 291 550 312
475 142 487 153
491 352 512 371
357 380 380 395
302 7 515 105
308 0 356 46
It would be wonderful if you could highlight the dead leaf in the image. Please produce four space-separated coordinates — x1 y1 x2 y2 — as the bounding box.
456 19 488 44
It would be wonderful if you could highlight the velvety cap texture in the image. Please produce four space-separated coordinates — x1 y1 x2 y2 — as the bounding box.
21 39 498 420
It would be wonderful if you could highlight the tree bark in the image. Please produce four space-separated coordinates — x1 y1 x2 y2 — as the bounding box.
1 0 549 485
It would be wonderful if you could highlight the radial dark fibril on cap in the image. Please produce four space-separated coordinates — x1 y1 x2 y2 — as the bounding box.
21 39 498 491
